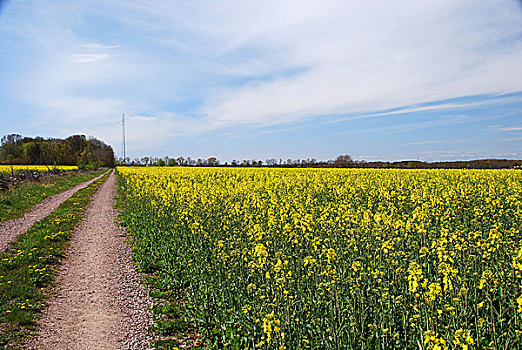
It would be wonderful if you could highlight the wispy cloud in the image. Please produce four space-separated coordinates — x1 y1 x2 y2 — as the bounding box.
498 126 522 131
81 43 120 50
0 0 521 160
496 137 522 142
326 94 522 124
133 115 157 121
71 53 110 63
402 140 442 146
402 139 471 146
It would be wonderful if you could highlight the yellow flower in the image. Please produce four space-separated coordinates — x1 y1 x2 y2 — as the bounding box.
242 305 252 314
517 295 522 313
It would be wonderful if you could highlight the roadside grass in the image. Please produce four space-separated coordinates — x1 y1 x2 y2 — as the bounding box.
0 171 110 348
115 172 201 349
0 169 105 223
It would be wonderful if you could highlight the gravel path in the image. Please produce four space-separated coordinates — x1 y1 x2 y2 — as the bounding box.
0 171 108 252
23 172 154 350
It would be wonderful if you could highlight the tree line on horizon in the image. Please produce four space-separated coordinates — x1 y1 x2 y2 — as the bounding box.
0 134 115 168
119 154 522 169
1 133 519 170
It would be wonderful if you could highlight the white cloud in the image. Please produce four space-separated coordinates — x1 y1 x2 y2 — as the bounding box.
402 139 471 146
327 94 522 124
190 0 522 125
71 53 110 63
403 140 442 146
133 115 158 121
1 0 521 157
81 43 120 50
498 126 522 131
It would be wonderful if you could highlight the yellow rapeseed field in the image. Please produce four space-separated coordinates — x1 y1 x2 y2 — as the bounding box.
0 165 78 173
118 167 522 349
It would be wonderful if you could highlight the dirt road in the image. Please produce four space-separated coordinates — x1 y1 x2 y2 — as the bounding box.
0 171 108 252
24 172 153 350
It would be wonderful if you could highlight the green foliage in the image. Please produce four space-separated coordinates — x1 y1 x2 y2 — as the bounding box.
0 170 104 222
118 167 522 349
0 134 115 167
78 161 102 170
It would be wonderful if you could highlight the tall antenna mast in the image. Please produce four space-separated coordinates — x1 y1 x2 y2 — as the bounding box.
122 113 126 163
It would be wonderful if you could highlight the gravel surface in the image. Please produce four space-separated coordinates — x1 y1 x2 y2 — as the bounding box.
23 172 154 350
0 171 108 252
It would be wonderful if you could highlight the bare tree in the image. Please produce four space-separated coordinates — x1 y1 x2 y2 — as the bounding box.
207 157 219 166
334 154 354 168
266 158 277 166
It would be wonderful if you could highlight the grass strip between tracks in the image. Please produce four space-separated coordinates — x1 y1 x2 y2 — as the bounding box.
0 169 105 223
0 171 110 348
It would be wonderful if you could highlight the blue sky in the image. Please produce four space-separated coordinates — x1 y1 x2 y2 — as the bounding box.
1 0 521 162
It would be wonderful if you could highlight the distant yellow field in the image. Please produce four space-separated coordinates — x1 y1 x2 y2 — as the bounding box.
0 165 78 173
